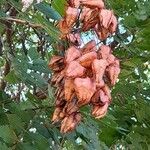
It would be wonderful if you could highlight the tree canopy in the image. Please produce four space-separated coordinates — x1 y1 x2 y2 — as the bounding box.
0 0 150 149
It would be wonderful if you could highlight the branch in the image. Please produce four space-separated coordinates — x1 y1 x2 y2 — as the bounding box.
24 105 54 111
3 17 42 28
0 59 10 91
0 37 3 56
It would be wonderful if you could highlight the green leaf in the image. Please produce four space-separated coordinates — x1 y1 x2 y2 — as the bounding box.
63 141 76 150
4 70 21 84
0 111 9 125
7 0 22 12
19 100 36 111
30 59 50 74
0 10 6 18
7 114 25 132
29 72 47 87
76 118 101 150
25 91 46 109
6 102 35 124
23 132 50 150
16 142 38 150
51 0 67 16
34 15 60 40
0 125 18 145
0 91 10 102
28 48 40 60
0 142 10 150
0 0 5 5
35 2 62 20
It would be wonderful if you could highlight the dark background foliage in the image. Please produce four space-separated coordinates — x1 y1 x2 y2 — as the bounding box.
0 0 150 149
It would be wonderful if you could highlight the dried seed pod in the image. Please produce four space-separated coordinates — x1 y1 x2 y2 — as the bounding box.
60 112 81 133
92 102 109 119
95 9 117 40
63 99 79 115
60 116 69 133
55 85 63 97
74 77 96 106
65 7 78 27
49 56 63 67
92 59 108 87
50 70 65 86
60 114 74 133
98 45 111 59
49 56 64 72
95 24 110 40
52 107 63 123
102 84 111 101
91 89 101 105
82 9 99 31
106 54 115 65
85 68 93 78
80 7 92 22
80 0 104 9
65 61 86 78
99 89 109 104
75 112 82 123
64 78 75 101
99 9 113 29
55 99 66 107
67 0 80 8
78 51 97 68
65 46 81 63
67 33 81 46
109 14 118 33
91 85 111 106
55 70 65 85
106 59 120 85
58 19 71 36
59 111 65 119
81 40 97 54
56 88 64 100
51 73 59 85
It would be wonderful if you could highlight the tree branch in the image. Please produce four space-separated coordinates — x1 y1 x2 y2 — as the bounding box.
2 17 42 28
0 59 10 91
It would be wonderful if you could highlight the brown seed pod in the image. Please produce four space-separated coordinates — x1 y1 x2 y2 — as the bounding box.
63 99 79 115
65 46 81 64
92 102 109 119
80 0 104 9
64 78 75 101
65 61 86 78
78 51 97 68
81 40 97 54
74 77 96 106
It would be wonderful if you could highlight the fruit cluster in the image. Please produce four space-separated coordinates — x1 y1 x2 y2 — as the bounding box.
49 0 120 133
59 0 117 40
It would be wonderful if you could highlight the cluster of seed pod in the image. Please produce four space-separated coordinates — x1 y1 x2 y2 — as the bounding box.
49 0 120 133
59 0 117 40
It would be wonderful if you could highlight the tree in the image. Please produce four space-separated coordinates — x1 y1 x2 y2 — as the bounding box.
0 0 150 149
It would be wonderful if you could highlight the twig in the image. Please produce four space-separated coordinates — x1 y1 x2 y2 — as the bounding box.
0 59 10 91
2 17 42 28
21 36 28 55
24 105 54 111
0 37 3 56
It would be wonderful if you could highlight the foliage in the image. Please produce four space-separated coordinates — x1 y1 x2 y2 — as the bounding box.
0 0 150 149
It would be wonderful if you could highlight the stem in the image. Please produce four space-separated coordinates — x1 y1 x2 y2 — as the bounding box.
1 17 42 28
0 59 10 91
